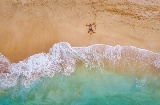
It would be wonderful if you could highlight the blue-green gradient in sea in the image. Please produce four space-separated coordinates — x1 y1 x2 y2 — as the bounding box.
1 42 160 105
0 65 160 105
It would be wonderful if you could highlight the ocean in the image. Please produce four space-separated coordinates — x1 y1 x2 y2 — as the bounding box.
0 42 160 105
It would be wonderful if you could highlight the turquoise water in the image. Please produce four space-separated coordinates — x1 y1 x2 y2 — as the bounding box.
0 66 160 105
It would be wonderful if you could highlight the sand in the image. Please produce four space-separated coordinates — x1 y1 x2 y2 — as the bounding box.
0 0 160 63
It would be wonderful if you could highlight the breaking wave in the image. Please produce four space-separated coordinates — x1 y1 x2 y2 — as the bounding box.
0 42 160 89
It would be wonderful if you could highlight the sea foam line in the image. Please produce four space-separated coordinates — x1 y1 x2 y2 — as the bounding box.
0 42 160 88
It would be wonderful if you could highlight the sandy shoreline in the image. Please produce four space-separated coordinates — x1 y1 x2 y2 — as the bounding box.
0 0 160 63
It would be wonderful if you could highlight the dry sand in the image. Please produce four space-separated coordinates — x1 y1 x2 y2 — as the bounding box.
0 0 160 63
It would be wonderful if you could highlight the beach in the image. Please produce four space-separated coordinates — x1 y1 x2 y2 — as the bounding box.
0 0 160 63
0 0 160 104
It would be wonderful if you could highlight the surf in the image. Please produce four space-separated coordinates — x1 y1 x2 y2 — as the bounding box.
0 42 160 88
0 42 160 104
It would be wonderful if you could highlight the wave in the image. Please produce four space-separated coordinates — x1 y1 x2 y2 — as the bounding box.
0 42 160 89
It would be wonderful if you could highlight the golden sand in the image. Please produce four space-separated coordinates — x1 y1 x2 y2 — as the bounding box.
0 0 160 63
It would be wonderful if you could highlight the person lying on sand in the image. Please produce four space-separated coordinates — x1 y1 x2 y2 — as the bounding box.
86 22 96 35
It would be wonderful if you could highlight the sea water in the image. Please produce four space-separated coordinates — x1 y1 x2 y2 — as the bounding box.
0 66 160 105
0 42 160 105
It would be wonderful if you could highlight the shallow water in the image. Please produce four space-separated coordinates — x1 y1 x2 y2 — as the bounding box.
0 65 160 105
0 42 160 105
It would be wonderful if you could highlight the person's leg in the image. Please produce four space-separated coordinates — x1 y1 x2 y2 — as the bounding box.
90 31 94 35
88 30 92 33
92 30 96 33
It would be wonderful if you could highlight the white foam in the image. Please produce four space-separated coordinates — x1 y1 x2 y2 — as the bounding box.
0 53 11 73
0 42 160 88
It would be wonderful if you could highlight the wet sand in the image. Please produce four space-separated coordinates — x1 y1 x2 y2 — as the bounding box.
0 0 160 63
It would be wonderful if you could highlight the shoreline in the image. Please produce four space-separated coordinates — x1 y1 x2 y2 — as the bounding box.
0 42 160 88
1 42 160 63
